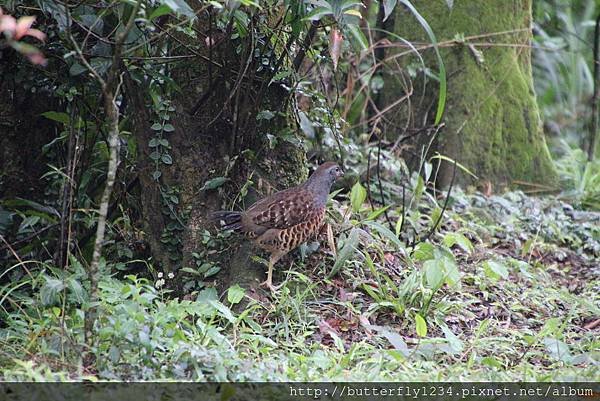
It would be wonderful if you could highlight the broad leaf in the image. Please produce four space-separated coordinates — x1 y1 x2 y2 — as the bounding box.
200 177 229 191
161 0 195 18
350 181 367 212
227 284 245 305
364 221 403 250
415 313 427 337
328 227 361 278
483 260 509 281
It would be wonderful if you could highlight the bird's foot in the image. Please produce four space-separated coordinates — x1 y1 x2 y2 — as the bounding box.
259 279 284 293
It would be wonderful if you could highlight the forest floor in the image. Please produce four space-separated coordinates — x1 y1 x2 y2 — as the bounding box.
1 188 599 381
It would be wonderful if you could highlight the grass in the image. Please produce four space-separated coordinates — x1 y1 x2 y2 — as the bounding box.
0 185 598 381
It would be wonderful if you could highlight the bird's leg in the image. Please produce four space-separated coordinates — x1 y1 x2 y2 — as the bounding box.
260 252 284 292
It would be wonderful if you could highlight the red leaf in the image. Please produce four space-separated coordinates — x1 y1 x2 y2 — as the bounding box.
329 28 343 71
14 16 35 40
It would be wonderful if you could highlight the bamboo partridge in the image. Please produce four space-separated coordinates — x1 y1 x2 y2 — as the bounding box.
213 162 344 291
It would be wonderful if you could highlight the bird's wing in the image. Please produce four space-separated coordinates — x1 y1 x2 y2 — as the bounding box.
246 188 319 229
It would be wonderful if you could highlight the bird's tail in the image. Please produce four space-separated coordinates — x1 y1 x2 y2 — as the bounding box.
211 211 243 232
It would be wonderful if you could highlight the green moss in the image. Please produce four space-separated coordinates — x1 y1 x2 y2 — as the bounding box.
388 0 557 187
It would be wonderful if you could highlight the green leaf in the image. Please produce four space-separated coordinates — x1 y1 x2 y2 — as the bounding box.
161 154 173 165
362 324 410 357
108 345 121 364
340 0 364 11
350 181 367 212
227 284 245 305
543 337 573 363
0 208 14 235
41 111 70 124
163 124 175 132
443 232 474 254
413 242 435 261
394 214 404 236
200 177 229 191
364 221 403 250
328 227 361 278
382 0 397 22
3 198 60 219
149 4 172 20
398 0 446 124
181 267 202 276
423 251 460 289
40 277 65 306
209 300 236 323
481 356 503 369
344 9 362 18
415 313 427 337
304 6 333 21
346 24 368 51
69 63 87 76
441 325 463 354
151 123 162 131
67 278 85 303
197 287 218 302
203 265 221 278
424 258 445 289
161 0 195 18
429 153 478 179
413 175 425 204
483 260 509 281
366 205 391 221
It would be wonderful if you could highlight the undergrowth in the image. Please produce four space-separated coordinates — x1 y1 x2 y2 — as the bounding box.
1 182 598 381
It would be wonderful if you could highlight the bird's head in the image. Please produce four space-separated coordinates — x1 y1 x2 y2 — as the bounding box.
312 161 344 185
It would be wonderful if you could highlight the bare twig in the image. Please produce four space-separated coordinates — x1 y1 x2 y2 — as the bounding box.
376 136 394 231
56 106 78 268
418 159 457 246
67 0 141 367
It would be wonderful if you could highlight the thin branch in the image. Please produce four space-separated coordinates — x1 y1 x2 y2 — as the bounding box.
69 0 141 367
419 159 457 245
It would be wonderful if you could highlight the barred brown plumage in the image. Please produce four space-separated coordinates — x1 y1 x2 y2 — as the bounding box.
213 162 344 291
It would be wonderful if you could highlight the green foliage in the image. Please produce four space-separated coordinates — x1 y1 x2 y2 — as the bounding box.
533 1 600 211
1 0 598 385
554 142 600 210
533 1 597 150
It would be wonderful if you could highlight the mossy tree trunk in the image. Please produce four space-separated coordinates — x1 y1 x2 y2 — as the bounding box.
125 11 307 295
384 0 557 187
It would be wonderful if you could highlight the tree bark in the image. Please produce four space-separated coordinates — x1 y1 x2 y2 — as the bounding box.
125 12 307 295
384 0 557 188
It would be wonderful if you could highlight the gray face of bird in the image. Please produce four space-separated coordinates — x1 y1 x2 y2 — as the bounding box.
327 164 344 184
306 164 344 201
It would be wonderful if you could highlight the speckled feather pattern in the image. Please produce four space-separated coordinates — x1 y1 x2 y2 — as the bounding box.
214 162 343 288
241 188 325 251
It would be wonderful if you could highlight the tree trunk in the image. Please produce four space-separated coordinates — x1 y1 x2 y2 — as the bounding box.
384 0 557 188
125 12 307 295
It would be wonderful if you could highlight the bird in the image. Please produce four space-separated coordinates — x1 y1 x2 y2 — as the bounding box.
213 162 344 291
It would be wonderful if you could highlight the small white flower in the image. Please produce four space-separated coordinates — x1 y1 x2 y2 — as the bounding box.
155 278 165 288
168 272 175 279
157 272 163 278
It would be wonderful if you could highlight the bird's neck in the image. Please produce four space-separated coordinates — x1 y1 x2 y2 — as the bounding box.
304 176 332 206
